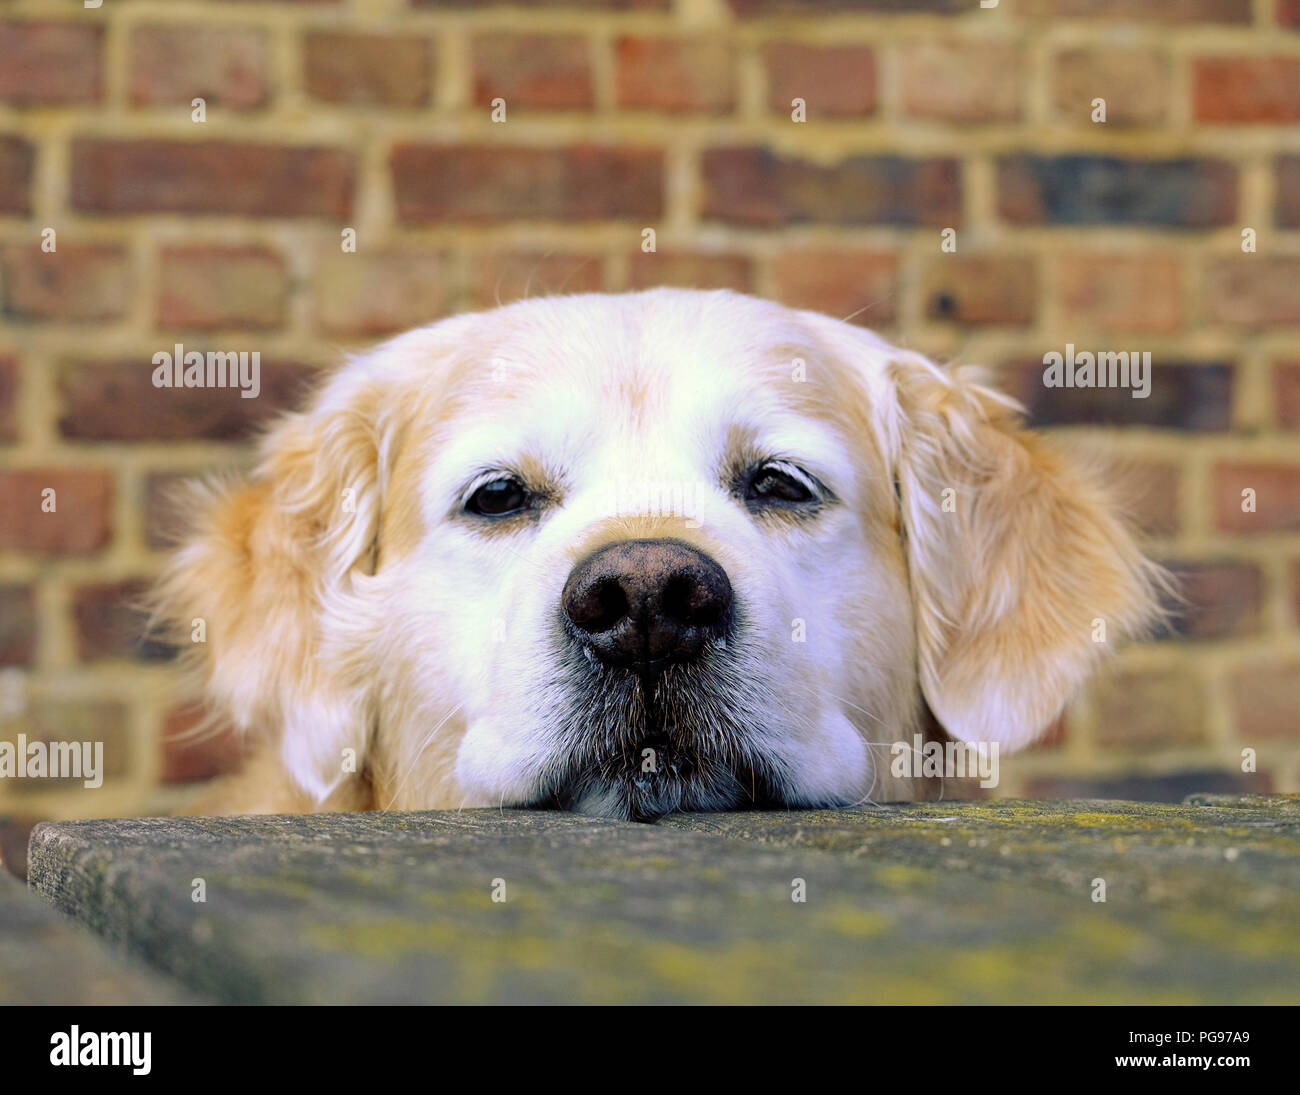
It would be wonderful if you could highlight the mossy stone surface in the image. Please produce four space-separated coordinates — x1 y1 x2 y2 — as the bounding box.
25 796 1300 1004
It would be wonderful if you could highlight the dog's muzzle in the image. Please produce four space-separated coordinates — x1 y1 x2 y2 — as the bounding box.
539 538 779 821
560 538 733 674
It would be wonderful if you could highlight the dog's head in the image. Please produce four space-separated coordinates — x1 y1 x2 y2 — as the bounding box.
157 290 1161 819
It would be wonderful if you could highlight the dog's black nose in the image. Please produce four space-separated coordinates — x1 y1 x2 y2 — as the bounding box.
561 539 732 671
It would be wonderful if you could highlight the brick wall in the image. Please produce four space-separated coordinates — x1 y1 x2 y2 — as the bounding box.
1 0 1298 827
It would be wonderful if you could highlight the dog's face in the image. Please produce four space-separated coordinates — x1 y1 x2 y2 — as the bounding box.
159 290 1159 820
387 292 911 819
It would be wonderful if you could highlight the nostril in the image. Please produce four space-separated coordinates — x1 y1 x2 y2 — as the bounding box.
587 578 628 632
567 576 628 634
660 575 692 624
662 571 730 629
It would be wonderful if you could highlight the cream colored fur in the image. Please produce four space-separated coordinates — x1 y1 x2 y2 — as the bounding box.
151 290 1162 818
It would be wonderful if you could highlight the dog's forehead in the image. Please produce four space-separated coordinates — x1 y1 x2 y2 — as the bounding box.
436 291 854 464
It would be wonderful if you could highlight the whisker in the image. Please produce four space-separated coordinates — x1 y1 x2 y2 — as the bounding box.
825 692 887 726
522 251 552 302
384 701 465 809
838 289 895 327
556 255 598 295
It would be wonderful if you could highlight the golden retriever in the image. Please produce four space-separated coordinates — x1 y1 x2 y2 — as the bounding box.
153 289 1162 820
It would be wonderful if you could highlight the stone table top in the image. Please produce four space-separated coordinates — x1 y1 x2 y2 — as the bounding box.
23 795 1300 1005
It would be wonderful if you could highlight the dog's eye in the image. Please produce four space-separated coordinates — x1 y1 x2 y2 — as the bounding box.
745 463 816 505
466 477 530 517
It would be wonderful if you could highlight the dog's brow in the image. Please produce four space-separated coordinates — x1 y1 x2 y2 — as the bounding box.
728 424 854 496
455 455 563 502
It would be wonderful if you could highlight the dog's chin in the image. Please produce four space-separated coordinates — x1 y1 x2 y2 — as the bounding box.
534 737 781 822
526 649 791 823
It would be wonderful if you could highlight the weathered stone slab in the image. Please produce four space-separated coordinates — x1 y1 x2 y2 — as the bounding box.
1184 792 1300 815
0 868 193 1004
661 797 1300 914
27 798 1300 1005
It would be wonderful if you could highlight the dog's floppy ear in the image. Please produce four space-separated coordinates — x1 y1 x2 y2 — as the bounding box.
883 353 1163 753
153 361 389 805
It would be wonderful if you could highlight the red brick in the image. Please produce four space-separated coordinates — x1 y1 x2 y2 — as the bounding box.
391 144 663 223
472 34 592 110
130 24 269 110
1276 362 1300 431
1214 463 1300 533
1051 47 1169 126
998 360 1233 432
1194 57 1300 124
0 356 16 443
0 245 131 322
1016 0 1250 20
921 255 1036 326
0 22 102 105
71 139 356 219
158 246 288 330
772 250 898 326
1056 253 1183 334
1160 560 1263 641
764 44 876 118
0 470 113 556
0 584 35 665
57 360 316 442
161 702 248 785
627 252 753 292
616 37 733 114
1276 156 1300 228
703 149 960 227
0 138 34 215
73 580 174 663
1229 663 1300 741
472 253 604 307
1094 669 1208 748
1121 460 1181 539
304 30 432 108
314 251 454 337
1205 258 1300 327
998 156 1236 228
900 41 1022 123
